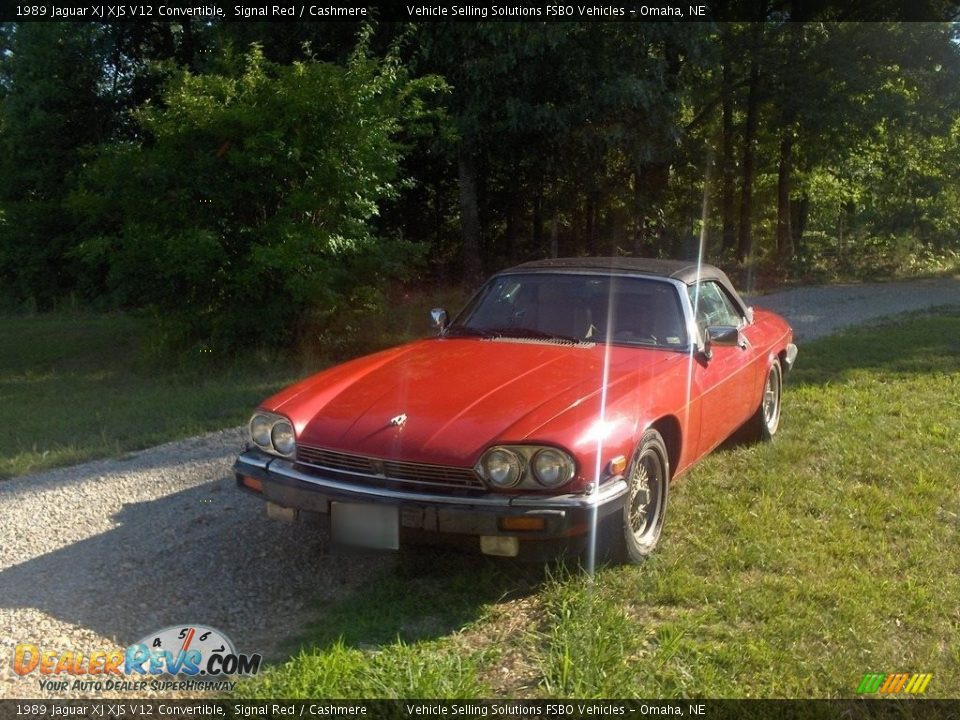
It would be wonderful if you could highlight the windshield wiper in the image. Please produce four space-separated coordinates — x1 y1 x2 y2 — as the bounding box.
482 327 585 344
447 325 586 344
444 325 501 338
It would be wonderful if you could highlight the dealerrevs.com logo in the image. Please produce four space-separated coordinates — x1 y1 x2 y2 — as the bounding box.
12 624 262 693
857 672 933 694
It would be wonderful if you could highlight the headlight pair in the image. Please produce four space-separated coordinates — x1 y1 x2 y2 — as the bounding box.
476 446 576 490
249 412 296 458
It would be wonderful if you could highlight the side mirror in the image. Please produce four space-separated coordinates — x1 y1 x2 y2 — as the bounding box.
430 308 448 333
745 306 755 324
703 325 740 360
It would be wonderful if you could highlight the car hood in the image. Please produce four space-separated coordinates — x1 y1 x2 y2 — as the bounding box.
265 338 677 466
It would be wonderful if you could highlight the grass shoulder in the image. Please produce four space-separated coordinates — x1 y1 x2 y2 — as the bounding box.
0 311 300 480
0 285 472 480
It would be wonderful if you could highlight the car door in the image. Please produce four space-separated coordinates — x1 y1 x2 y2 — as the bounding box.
687 281 758 454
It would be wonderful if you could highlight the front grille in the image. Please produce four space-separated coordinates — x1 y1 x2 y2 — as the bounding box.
297 446 374 473
296 444 485 491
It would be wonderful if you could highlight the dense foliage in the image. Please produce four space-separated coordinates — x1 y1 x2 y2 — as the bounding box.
70 37 439 346
0 19 958 349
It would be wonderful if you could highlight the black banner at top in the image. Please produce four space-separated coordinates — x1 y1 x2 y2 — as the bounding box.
3 0 960 23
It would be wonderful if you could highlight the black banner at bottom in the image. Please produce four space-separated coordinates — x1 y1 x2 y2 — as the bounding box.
2 699 959 720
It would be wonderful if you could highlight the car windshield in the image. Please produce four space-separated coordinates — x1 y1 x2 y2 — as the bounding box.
449 273 689 349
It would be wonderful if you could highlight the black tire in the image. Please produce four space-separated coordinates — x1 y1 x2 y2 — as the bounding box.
606 429 670 564
750 358 783 441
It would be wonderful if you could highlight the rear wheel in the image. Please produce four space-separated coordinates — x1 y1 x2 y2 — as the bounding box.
750 358 783 441
607 429 670 564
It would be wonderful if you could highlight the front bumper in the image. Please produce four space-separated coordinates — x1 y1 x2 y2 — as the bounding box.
234 448 628 557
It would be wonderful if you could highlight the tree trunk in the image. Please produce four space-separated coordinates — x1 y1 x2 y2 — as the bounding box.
586 190 599 255
775 19 802 266
791 151 813 255
792 194 809 252
737 26 761 263
634 164 671 256
632 170 643 255
457 149 482 281
434 177 443 253
177 20 196 71
549 210 559 258
609 206 625 256
158 23 176 58
776 133 794 261
635 38 682 257
532 188 543 252
720 48 736 254
504 180 522 262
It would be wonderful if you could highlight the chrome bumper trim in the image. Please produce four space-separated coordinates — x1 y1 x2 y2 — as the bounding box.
236 451 627 510
240 451 271 471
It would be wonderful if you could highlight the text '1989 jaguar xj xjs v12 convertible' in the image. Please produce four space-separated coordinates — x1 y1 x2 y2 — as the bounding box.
235 257 797 564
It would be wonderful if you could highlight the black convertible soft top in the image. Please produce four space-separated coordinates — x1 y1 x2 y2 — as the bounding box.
501 257 748 312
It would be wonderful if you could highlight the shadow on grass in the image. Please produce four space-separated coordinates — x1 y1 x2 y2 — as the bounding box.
277 545 550 657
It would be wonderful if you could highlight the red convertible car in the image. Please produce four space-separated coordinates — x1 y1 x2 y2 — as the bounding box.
235 258 797 563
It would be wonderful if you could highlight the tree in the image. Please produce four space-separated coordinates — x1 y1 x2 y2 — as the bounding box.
72 38 441 347
0 23 110 307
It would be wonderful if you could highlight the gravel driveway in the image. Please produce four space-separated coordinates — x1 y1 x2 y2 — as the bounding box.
745 275 959 341
0 431 394 699
1 276 957 699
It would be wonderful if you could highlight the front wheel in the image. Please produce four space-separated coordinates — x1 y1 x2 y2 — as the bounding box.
607 429 670 564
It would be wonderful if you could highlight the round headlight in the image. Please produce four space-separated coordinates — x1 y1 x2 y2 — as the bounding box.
481 448 522 488
270 420 296 457
532 448 575 488
250 414 273 449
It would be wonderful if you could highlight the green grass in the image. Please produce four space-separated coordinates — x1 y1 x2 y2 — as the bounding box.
236 309 960 699
241 555 515 698
0 312 303 479
0 284 473 480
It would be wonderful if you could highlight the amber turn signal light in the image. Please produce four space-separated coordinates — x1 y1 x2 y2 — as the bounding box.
499 516 546 532
239 475 263 493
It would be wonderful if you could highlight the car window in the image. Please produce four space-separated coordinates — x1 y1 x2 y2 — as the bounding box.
453 273 688 349
688 281 743 337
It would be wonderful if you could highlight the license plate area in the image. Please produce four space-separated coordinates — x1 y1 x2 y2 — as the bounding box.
331 502 400 550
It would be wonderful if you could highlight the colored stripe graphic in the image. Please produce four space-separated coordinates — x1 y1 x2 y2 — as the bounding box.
859 672 933 694
907 674 933 694
880 673 907 693
857 673 886 693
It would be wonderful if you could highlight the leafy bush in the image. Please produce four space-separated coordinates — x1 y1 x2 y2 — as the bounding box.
71 36 442 351
789 231 960 283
